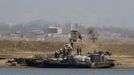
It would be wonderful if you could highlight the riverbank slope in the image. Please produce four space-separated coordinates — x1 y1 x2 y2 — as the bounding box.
0 40 134 68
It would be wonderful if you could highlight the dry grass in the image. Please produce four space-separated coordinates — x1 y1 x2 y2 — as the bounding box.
0 40 65 51
0 40 134 68
0 40 66 58
0 40 134 57
76 42 134 56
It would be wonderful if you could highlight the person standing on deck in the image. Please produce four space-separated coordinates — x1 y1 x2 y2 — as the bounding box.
77 45 82 55
79 48 82 55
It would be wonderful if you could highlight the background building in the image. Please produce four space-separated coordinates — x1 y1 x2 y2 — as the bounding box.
47 26 62 34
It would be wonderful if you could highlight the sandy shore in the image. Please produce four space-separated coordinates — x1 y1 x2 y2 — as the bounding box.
0 59 28 68
112 56 134 68
0 59 8 67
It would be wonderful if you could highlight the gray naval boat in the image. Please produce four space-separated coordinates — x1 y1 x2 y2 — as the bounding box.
11 30 115 68
25 51 115 68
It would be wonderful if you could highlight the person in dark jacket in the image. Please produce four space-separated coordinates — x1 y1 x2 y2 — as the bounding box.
70 40 74 48
79 48 82 55
77 48 79 55
77 46 82 55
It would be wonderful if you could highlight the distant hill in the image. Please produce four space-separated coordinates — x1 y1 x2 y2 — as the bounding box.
10 19 61 33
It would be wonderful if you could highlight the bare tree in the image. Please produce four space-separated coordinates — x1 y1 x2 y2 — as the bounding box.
88 28 98 43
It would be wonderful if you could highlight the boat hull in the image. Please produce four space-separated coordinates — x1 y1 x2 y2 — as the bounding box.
25 59 115 68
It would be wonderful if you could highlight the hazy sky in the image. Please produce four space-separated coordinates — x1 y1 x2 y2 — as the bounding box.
0 0 134 27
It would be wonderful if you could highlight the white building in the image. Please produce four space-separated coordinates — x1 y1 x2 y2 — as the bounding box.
47 26 62 34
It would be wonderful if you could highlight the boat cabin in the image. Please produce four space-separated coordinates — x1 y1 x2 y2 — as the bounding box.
70 30 82 42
